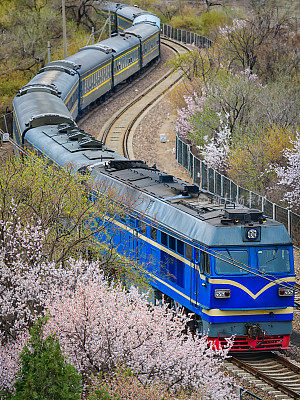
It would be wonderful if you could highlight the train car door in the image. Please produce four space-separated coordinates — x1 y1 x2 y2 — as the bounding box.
190 247 210 309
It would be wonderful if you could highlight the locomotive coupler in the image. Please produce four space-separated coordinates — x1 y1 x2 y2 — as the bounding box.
245 323 264 339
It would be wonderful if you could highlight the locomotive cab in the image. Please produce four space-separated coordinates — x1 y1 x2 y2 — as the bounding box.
200 210 295 351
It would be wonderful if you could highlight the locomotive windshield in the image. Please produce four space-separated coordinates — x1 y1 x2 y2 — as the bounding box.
257 249 291 273
215 249 248 275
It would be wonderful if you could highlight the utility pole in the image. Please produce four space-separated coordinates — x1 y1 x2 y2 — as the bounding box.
108 9 111 37
62 0 67 57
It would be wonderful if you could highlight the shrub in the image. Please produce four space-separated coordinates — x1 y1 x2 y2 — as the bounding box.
12 319 82 400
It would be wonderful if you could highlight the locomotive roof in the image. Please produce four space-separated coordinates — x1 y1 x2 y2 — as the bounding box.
90 161 291 247
23 121 292 247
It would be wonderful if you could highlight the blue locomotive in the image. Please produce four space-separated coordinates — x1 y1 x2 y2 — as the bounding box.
12 2 295 352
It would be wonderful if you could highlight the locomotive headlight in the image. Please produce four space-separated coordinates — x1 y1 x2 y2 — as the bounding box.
215 289 231 299
247 228 258 240
278 287 294 297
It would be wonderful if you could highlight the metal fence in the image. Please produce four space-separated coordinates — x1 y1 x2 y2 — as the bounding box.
161 23 212 48
176 136 300 246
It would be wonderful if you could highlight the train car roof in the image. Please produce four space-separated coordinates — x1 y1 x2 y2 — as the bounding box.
117 4 147 20
65 48 112 76
24 124 126 172
101 1 121 12
123 23 159 40
13 90 73 138
97 34 140 56
27 70 78 101
90 161 292 247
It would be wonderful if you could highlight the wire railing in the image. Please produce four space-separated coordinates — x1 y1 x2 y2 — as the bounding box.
161 23 212 47
176 135 300 246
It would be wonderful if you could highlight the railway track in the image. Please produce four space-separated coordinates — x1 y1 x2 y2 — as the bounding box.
226 352 300 399
98 37 191 157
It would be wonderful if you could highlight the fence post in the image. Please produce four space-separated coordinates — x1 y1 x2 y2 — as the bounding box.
221 175 224 198
3 114 9 134
249 191 252 208
273 203 276 220
47 41 51 63
288 210 291 236
91 26 95 45
214 170 216 194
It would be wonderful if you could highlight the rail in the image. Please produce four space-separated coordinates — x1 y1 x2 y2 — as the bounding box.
100 38 190 157
231 352 300 399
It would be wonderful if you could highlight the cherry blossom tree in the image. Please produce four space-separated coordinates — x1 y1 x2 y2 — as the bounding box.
275 133 300 211
45 274 236 399
198 113 231 173
175 92 205 142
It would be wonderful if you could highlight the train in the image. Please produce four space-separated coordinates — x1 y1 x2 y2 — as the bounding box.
12 2 295 352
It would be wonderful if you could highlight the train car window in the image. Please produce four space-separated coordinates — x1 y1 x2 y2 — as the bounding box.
129 216 135 228
214 249 248 275
169 236 176 251
120 214 126 224
185 244 193 261
161 251 184 288
195 249 200 262
161 231 168 246
177 240 184 256
201 252 211 275
257 249 290 273
140 221 147 235
176 259 185 287
151 227 157 241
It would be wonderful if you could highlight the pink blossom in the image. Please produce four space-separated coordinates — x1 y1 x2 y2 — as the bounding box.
275 132 300 209
176 92 206 141
45 274 236 399
198 113 231 172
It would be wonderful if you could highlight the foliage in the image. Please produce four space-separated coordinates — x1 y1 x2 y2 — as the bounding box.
169 13 203 34
0 155 121 265
197 8 230 37
12 318 82 400
0 251 236 399
227 125 295 193
217 5 298 79
175 69 266 145
198 113 231 173
88 368 208 400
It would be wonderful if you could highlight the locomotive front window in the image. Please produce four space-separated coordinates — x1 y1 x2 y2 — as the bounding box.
215 249 248 275
257 249 290 273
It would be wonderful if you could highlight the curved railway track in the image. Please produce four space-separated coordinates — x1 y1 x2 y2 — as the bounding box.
97 37 190 158
227 352 300 399
82 35 300 399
